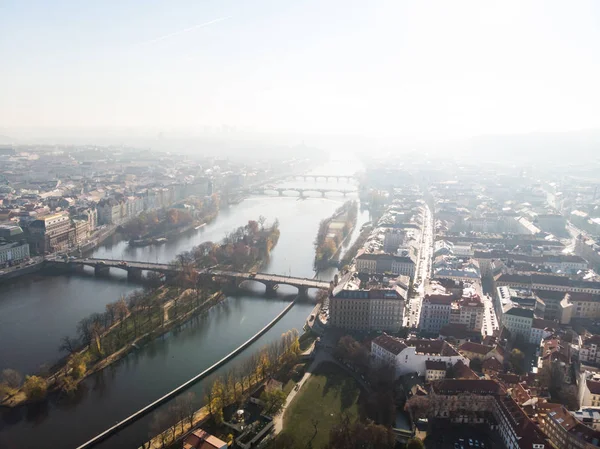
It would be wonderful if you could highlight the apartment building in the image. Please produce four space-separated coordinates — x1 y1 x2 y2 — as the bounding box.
371 334 467 378
539 403 600 449
580 335 600 366
27 211 72 254
419 294 454 333
430 379 549 449
495 273 600 295
329 273 406 332
0 241 30 266
355 252 416 279
450 295 485 332
502 307 535 341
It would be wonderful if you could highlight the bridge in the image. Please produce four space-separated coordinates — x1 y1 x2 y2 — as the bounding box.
48 258 331 296
253 187 357 197
285 174 358 182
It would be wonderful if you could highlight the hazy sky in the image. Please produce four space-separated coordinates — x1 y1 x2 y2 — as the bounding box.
1 0 600 140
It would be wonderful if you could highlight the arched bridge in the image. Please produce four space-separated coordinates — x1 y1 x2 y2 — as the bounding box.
47 258 331 296
253 187 357 197
285 174 358 182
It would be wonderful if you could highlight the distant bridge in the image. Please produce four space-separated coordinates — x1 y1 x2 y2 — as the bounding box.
47 258 331 296
285 174 358 182
252 187 357 197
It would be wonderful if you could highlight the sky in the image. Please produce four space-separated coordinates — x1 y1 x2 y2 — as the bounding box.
1 0 600 142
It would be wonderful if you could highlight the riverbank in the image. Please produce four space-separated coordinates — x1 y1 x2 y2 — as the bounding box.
313 200 357 270
1 219 282 409
127 212 219 248
0 289 226 409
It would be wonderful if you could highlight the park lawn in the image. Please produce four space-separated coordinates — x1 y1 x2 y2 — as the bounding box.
281 362 362 449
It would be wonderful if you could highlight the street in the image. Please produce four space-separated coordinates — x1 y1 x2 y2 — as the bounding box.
405 204 434 328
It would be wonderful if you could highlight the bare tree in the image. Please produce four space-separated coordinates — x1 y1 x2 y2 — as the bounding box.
1 369 22 389
177 391 197 429
59 336 79 354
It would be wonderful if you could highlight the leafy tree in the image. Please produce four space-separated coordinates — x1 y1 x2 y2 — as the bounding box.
405 396 430 420
325 415 395 449
469 358 483 372
260 389 287 416
59 375 78 396
509 349 525 374
407 438 426 449
23 375 48 400
68 352 89 379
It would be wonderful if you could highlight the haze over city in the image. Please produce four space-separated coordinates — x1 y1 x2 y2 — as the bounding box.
2 0 600 149
2 2 600 449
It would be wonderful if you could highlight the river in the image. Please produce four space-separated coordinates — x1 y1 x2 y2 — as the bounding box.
0 156 369 449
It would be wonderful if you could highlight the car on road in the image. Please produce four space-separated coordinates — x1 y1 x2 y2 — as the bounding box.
118 261 128 266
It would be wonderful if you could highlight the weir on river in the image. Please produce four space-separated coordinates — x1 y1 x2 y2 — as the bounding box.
76 298 298 449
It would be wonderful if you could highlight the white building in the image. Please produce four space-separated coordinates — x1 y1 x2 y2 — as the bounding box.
578 375 600 408
580 335 600 366
502 307 534 341
371 334 468 378
425 360 448 382
571 407 600 431
0 241 30 266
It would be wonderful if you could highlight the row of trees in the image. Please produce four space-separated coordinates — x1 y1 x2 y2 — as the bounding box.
173 217 280 271
146 329 301 448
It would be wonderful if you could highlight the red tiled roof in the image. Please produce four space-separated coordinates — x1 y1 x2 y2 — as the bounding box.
459 341 493 355
587 379 600 395
372 334 407 355
432 379 505 395
424 294 454 305
453 360 479 380
532 318 558 330
584 334 600 346
183 429 227 449
425 360 448 371
482 356 503 372
439 323 481 340
568 292 600 302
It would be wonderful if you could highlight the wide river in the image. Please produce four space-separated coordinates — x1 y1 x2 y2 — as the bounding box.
0 156 370 449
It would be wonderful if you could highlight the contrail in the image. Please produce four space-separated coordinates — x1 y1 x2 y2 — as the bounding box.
138 16 230 46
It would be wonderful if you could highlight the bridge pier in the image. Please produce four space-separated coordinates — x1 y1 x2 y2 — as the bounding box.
95 265 110 277
297 286 308 298
127 267 143 282
68 263 85 273
321 191 325 197
264 282 278 297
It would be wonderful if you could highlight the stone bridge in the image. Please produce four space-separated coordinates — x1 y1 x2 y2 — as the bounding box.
254 187 357 197
285 174 358 182
47 258 331 297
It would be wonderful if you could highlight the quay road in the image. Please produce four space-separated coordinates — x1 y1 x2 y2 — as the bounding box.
50 258 331 295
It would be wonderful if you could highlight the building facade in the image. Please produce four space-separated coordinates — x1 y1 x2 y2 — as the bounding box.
0 241 30 266
371 334 467 378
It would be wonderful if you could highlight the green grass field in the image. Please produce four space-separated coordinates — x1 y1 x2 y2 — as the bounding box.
281 361 362 449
